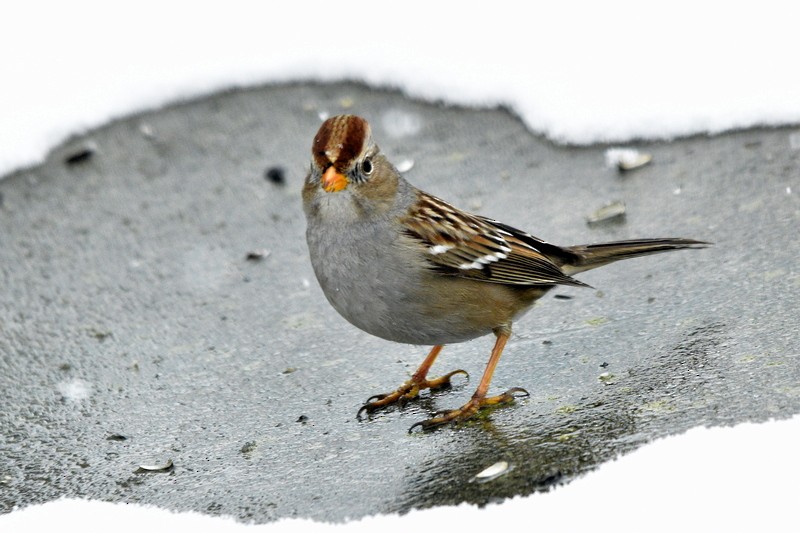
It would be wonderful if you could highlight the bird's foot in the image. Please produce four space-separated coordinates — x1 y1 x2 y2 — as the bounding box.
356 369 468 419
408 387 529 432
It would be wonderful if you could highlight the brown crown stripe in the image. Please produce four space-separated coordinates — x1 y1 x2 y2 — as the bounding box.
312 115 369 172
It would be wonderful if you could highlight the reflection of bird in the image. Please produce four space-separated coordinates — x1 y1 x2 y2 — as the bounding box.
302 114 708 430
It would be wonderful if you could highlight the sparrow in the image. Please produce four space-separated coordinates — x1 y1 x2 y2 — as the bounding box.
302 114 708 431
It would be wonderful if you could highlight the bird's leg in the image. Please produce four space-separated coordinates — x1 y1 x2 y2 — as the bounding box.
357 345 467 417
409 329 528 431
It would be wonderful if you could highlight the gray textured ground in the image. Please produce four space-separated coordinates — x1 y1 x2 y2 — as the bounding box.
1 82 798 522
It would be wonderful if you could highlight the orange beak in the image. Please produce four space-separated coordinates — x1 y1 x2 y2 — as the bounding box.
321 166 349 193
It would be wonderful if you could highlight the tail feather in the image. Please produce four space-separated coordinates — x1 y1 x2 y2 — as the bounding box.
561 238 710 275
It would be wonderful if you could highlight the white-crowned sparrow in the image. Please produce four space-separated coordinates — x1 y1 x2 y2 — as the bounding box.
303 114 708 431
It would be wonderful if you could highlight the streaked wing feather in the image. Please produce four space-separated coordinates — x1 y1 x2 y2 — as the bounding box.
402 192 588 287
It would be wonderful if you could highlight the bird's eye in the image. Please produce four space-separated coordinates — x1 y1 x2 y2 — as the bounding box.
361 158 373 176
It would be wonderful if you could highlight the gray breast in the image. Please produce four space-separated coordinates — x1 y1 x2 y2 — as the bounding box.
305 195 433 342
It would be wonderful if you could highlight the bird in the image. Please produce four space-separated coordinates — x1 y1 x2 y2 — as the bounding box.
302 114 708 431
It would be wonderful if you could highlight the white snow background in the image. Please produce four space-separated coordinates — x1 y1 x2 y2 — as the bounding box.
1 0 798 531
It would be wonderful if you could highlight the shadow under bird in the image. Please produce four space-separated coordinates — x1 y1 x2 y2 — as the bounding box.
302 114 709 431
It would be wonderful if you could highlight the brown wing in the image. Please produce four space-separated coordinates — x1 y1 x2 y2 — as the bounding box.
401 192 588 287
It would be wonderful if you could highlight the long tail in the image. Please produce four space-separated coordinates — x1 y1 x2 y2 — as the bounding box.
560 238 710 276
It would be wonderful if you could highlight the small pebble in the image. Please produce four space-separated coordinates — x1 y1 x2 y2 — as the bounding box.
472 461 511 483
64 144 96 166
264 166 286 185
139 122 155 138
598 372 615 384
395 159 414 173
134 459 173 473
605 148 653 171
586 201 626 226
246 249 271 261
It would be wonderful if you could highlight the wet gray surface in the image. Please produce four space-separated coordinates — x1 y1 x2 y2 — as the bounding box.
1 82 798 522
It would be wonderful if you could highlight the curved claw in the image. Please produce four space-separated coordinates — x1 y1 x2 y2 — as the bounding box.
427 369 469 390
356 403 374 420
479 387 529 407
408 418 440 433
364 393 388 404
356 393 393 420
408 407 472 433
408 421 424 433
356 386 416 420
